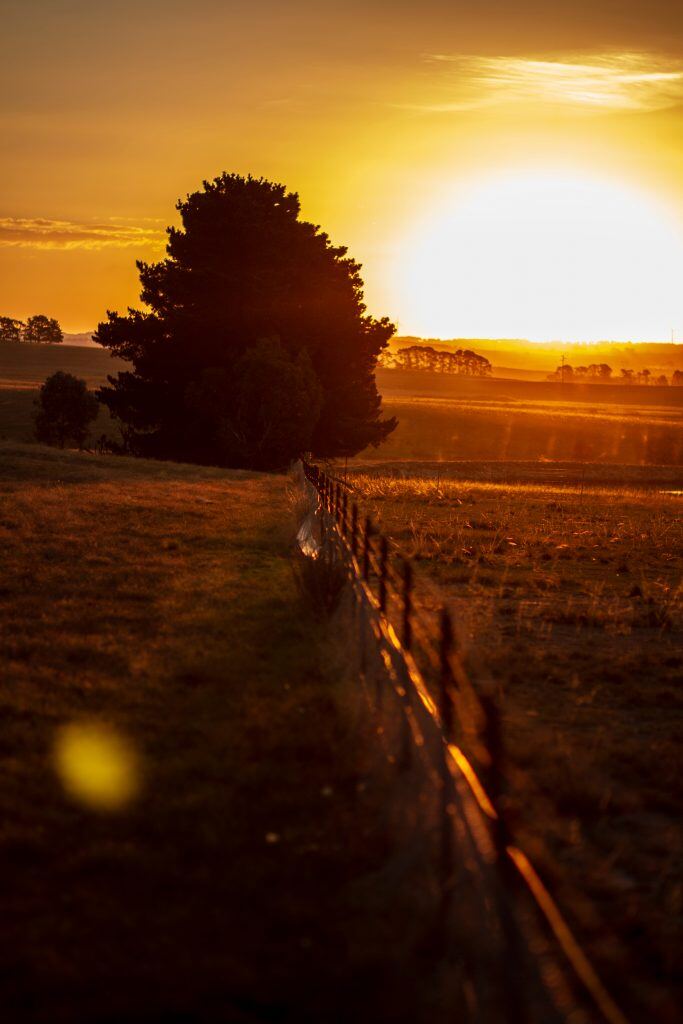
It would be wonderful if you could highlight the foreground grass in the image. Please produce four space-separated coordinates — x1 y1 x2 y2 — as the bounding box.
350 462 682 1023
0 444 418 1024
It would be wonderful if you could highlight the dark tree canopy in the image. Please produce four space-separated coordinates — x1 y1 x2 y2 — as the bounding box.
34 371 100 449
95 173 396 468
24 314 63 344
185 338 322 470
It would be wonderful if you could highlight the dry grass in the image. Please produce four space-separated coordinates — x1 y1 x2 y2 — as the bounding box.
364 389 683 464
350 461 682 1023
0 443 432 1024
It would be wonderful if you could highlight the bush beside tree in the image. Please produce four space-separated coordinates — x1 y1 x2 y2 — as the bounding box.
185 338 322 470
34 372 100 449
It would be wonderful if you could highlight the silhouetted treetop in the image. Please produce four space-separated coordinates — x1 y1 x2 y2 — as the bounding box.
96 173 396 466
24 315 63 345
0 314 63 344
0 317 23 344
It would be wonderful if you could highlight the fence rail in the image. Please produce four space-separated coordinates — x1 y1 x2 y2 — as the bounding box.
299 459 628 1024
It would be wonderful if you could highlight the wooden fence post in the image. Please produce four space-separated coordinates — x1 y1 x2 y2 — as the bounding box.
481 692 526 1021
350 503 358 559
362 517 373 580
378 535 389 613
402 559 413 650
341 491 348 538
439 608 454 739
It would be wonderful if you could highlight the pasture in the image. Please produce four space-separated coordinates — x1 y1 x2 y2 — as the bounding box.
1 341 680 1018
374 369 683 465
0 443 423 1023
3 347 683 468
349 460 682 1021
0 343 124 444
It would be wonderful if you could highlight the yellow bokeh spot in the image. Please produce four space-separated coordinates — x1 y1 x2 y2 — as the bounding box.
54 722 140 811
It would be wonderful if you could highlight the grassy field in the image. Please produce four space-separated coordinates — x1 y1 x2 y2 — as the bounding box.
377 368 683 408
0 342 123 387
0 443 439 1023
3 346 683 466
0 344 124 445
349 460 682 1022
372 369 683 464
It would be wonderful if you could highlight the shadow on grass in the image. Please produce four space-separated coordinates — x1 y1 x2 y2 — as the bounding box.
0 442 265 487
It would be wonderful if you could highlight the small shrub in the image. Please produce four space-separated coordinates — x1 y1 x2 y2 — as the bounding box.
34 371 100 449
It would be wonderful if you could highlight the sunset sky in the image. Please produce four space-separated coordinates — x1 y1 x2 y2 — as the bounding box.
2 0 682 340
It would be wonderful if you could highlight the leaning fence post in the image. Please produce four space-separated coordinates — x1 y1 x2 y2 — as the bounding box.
378 536 389 613
335 483 341 524
362 517 373 580
350 503 358 559
402 559 413 650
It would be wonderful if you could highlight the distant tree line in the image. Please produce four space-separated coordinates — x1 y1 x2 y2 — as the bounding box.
548 363 682 385
0 314 63 345
382 345 492 376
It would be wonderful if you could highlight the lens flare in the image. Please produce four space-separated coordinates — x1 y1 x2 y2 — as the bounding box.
54 721 140 811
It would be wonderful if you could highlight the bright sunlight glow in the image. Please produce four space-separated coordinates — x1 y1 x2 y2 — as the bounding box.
395 170 683 341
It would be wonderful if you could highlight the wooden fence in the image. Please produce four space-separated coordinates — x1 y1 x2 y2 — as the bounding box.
299 459 628 1024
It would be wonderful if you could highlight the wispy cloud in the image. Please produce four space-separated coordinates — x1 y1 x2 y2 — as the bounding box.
0 217 167 251
413 52 683 113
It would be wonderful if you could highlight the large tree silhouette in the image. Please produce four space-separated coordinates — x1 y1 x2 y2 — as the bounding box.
95 173 396 467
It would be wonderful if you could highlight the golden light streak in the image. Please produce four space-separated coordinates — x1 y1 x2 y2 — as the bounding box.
447 744 498 820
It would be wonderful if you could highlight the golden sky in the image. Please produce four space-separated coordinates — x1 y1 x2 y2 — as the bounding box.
1 0 682 340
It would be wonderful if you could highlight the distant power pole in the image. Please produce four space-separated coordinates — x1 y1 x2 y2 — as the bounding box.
560 351 566 385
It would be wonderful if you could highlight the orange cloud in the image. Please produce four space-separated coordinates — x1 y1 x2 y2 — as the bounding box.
414 52 683 112
0 217 167 251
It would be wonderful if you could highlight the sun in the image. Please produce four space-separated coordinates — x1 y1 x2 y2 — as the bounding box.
393 169 683 342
